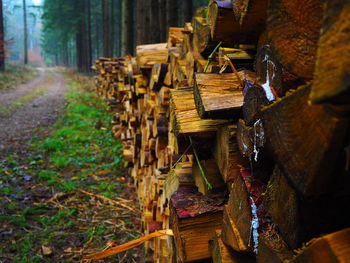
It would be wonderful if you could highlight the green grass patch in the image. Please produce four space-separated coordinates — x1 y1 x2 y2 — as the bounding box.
0 70 141 262
0 62 39 91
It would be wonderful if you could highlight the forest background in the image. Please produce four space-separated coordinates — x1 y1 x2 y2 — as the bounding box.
0 0 209 72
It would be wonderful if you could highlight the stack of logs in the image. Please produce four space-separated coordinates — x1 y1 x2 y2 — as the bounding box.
93 0 350 262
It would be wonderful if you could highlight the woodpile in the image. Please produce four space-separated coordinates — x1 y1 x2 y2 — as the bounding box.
92 0 350 262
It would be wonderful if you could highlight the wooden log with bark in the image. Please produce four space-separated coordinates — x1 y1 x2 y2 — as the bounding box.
210 230 256 263
170 187 225 262
208 0 267 45
214 125 250 183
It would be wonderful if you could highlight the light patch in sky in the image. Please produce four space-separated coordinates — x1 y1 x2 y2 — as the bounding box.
32 0 42 5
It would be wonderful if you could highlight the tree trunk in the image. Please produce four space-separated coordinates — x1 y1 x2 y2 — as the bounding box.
23 0 28 64
150 0 160 43
0 0 5 71
121 0 134 55
166 0 178 28
102 0 112 57
136 0 144 45
158 0 167 42
76 0 89 72
87 0 92 67
114 0 121 56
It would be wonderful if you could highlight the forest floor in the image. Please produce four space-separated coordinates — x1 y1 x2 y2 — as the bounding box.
0 69 142 262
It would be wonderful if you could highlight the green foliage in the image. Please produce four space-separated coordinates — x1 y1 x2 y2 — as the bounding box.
0 71 133 262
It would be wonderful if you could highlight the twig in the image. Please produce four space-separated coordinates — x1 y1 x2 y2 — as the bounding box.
223 55 243 87
83 230 173 260
78 190 140 214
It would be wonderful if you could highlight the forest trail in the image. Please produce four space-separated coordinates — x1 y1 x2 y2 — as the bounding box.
0 68 68 157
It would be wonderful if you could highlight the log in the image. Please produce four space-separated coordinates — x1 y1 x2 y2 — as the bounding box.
170 187 225 262
208 0 267 44
221 169 265 253
167 27 184 50
242 81 272 126
136 43 168 68
257 229 293 263
290 228 350 263
150 63 169 91
231 0 268 26
263 166 299 249
310 0 350 105
170 86 228 136
194 71 256 119
193 159 226 195
267 0 325 79
192 7 218 57
214 125 250 183
210 230 256 263
254 45 282 97
261 85 349 197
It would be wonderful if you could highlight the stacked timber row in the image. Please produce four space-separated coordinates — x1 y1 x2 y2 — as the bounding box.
93 0 350 262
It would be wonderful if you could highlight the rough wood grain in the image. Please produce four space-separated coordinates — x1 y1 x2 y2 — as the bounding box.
290 228 350 263
194 71 256 119
262 85 349 197
267 0 325 79
310 0 350 105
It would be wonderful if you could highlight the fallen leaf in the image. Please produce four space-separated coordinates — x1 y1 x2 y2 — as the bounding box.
42 245 52 256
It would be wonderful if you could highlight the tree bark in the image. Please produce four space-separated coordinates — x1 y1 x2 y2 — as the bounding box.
87 0 92 67
23 0 28 64
0 0 5 70
166 0 178 28
158 0 167 42
102 0 112 57
76 0 89 72
121 0 134 55
150 0 160 43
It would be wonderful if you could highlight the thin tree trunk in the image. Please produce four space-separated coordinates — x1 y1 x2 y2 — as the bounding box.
183 0 193 23
23 0 28 64
136 0 145 45
102 0 112 57
87 0 92 68
110 0 115 57
114 0 121 56
76 0 89 72
0 0 5 70
166 0 178 28
150 0 160 43
121 0 134 55
158 0 167 42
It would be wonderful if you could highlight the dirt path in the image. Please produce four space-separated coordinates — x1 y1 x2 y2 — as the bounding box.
0 68 68 157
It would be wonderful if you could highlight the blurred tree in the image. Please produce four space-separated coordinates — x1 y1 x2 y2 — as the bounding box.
0 0 4 70
22 0 28 64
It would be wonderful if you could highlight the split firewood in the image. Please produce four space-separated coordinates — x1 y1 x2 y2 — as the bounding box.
310 0 350 105
210 230 256 263
267 0 325 79
170 187 225 262
261 85 349 197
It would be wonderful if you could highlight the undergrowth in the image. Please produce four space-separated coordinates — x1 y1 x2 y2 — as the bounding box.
0 62 39 91
0 70 141 262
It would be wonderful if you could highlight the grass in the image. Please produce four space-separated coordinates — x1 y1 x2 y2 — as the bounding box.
0 62 39 91
0 70 141 262
0 71 53 116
